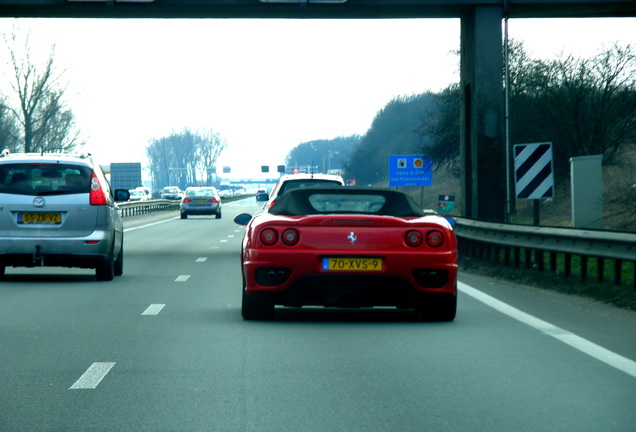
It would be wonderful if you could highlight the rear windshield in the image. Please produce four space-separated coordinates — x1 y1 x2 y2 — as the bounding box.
0 163 92 196
308 193 387 213
186 188 217 197
279 180 342 195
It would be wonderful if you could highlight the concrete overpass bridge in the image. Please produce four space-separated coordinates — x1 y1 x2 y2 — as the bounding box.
2 0 634 222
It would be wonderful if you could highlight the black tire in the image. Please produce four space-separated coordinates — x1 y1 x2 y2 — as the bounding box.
215 209 222 219
415 293 457 322
180 212 187 219
114 240 124 276
242 286 274 320
96 243 115 281
0 265 5 277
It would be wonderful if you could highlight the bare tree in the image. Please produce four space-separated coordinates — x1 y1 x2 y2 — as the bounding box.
146 128 227 189
0 95 19 151
2 26 83 153
197 128 227 185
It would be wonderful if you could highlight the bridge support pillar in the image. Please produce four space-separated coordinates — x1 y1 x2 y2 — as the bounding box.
460 5 506 221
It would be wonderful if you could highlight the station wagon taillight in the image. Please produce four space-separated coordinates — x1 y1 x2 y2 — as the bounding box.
89 171 107 205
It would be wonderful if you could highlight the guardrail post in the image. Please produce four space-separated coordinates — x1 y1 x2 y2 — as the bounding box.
565 254 572 277
581 256 588 281
597 258 604 283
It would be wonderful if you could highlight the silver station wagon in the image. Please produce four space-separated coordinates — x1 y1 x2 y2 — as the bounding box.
0 150 130 280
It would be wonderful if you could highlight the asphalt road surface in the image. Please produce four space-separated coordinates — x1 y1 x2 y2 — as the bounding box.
1 198 634 432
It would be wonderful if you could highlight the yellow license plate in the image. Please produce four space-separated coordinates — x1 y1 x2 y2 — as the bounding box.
19 213 61 224
195 199 207 202
322 257 382 271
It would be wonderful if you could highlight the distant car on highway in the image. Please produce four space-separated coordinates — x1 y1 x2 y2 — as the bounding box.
234 186 458 320
0 150 130 280
259 173 345 211
218 188 233 199
135 186 152 199
161 186 183 200
180 186 222 219
129 189 150 202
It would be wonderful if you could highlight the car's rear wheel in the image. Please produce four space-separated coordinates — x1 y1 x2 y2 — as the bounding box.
180 212 187 219
96 245 115 281
215 209 222 219
114 241 124 276
242 287 274 320
0 265 4 277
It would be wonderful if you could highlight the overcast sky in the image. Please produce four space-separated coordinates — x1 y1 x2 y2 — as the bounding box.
1 17 634 179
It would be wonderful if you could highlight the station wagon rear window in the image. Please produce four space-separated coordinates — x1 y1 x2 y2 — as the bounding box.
0 163 91 196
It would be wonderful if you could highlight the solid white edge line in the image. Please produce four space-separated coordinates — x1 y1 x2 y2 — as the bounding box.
141 304 166 315
69 362 116 389
458 281 636 379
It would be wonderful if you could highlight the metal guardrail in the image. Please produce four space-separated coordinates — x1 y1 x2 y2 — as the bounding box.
454 218 636 288
115 199 636 288
117 199 180 217
116 194 250 218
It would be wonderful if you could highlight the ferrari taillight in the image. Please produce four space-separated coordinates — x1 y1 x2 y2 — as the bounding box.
260 228 278 246
426 230 444 248
89 171 107 205
405 230 423 247
281 229 299 246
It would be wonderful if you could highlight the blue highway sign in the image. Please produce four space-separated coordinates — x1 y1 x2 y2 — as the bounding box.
388 155 432 187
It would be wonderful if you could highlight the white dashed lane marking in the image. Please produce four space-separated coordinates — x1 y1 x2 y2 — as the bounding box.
69 362 116 389
175 275 190 282
141 304 166 315
195 257 207 263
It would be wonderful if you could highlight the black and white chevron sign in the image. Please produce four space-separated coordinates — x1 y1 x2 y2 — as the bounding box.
514 142 554 200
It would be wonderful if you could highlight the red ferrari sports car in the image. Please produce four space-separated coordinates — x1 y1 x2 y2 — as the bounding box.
234 187 458 321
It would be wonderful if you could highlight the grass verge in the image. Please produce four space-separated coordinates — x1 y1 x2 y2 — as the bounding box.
460 256 636 311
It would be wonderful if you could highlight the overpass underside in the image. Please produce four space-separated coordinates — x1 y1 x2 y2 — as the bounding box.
2 0 634 221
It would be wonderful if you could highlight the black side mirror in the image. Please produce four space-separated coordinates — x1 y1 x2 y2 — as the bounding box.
256 193 269 202
234 213 253 226
114 189 130 202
